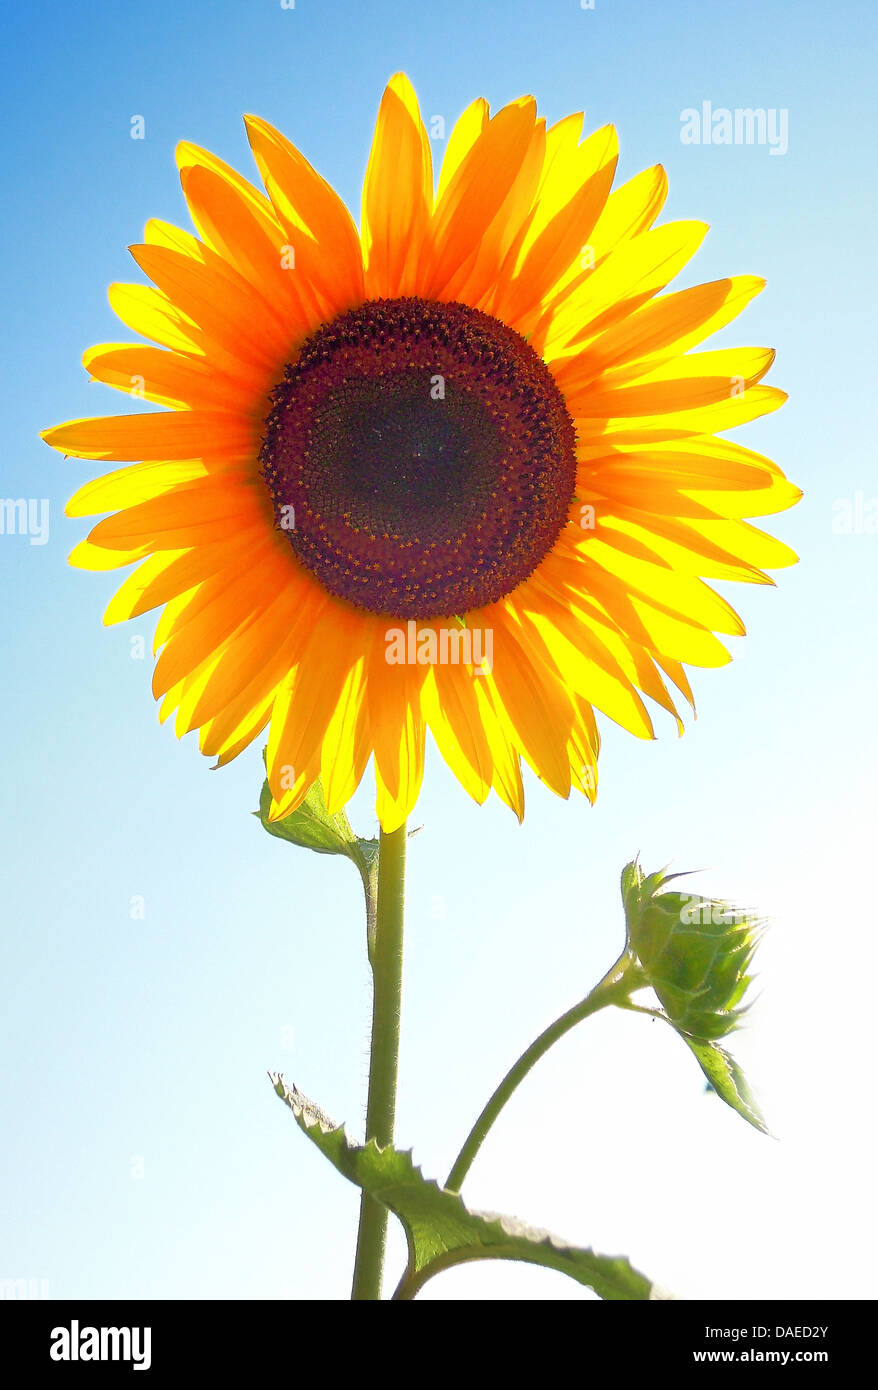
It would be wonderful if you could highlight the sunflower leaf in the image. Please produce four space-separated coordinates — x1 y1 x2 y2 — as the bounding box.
269 1073 667 1301
255 770 379 938
682 1037 768 1134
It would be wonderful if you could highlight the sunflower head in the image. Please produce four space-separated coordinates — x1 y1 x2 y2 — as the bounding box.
42 74 800 830
259 295 578 619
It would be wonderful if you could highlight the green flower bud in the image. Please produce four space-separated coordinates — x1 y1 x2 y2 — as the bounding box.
621 860 764 1043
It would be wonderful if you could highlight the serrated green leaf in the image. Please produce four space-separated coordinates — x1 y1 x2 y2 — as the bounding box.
270 1074 669 1301
683 1037 768 1134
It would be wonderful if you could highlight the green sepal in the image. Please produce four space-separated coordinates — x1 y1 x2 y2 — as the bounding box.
255 759 379 941
684 1039 768 1134
269 1074 669 1301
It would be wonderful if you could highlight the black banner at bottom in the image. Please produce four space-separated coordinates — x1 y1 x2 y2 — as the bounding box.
1 1298 870 1373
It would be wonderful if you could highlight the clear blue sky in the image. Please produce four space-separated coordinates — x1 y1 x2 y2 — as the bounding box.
2 0 876 1299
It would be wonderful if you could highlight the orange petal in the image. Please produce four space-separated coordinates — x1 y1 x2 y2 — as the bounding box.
42 410 257 462
368 643 427 832
244 114 365 318
82 342 257 413
179 162 320 338
362 74 433 298
424 97 542 302
129 242 290 378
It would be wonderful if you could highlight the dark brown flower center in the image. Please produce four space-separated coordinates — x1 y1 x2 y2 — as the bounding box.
259 297 576 619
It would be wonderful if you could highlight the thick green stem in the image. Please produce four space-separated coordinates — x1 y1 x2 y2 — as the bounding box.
350 820 407 1300
445 950 639 1194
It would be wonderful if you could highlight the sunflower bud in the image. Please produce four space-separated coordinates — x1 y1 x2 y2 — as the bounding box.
620 860 763 1043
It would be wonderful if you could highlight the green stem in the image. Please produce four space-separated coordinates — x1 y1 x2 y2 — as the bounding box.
350 820 407 1300
445 950 639 1194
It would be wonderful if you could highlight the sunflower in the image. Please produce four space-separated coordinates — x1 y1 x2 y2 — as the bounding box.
42 75 799 831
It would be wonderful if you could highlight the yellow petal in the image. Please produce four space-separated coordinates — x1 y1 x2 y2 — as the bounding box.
554 276 765 392
571 347 776 418
436 98 489 201
496 123 618 326
422 659 493 804
541 220 709 358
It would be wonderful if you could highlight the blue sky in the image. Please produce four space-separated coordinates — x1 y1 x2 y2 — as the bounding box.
2 0 876 1299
